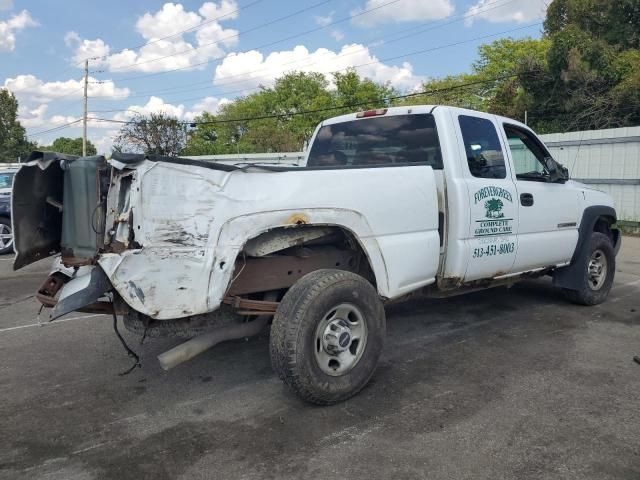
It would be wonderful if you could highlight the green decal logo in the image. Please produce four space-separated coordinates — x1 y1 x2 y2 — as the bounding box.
473 186 514 238
484 198 504 218
474 186 513 204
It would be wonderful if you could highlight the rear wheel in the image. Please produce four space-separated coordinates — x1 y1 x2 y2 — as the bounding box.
0 218 13 255
563 232 615 305
270 269 385 405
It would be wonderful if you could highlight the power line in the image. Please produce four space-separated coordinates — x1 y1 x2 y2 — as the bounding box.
89 0 519 103
108 0 406 82
6 0 262 100
90 21 541 115
107 0 336 72
91 71 538 127
6 60 86 94
101 0 264 58
28 119 82 137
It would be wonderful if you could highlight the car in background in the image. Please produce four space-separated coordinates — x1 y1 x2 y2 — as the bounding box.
0 164 19 254
0 193 12 254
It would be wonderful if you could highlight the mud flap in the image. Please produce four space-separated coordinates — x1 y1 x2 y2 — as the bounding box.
50 267 112 321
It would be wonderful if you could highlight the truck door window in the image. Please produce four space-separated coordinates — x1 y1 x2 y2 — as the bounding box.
307 114 443 169
458 115 506 179
503 124 550 182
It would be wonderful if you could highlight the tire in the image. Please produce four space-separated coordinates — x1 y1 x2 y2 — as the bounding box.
270 269 385 405
0 217 13 255
563 232 615 306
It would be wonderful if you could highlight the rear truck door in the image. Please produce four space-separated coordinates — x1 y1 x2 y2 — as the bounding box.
12 152 68 269
12 151 108 270
13 151 114 320
451 111 519 282
499 123 580 273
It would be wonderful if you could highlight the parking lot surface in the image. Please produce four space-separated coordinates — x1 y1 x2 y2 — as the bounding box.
0 238 639 480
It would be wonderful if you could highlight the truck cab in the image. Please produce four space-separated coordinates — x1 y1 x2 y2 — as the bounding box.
11 106 620 404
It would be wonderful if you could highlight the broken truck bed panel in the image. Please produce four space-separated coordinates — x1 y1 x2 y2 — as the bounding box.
97 159 440 319
11 151 80 270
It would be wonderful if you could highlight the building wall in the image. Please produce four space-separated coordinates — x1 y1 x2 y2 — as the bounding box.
540 126 640 222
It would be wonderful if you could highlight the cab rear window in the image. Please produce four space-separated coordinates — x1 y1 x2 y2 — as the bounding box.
307 114 443 169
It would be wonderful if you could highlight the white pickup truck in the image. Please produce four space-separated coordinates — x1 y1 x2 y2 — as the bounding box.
12 105 620 404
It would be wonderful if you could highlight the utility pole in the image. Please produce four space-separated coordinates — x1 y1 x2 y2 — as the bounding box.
524 110 528 126
82 59 88 156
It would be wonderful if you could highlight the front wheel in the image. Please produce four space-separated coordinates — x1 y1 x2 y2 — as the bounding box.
563 232 615 305
270 269 385 405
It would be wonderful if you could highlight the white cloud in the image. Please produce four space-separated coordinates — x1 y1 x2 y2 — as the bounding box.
351 0 453 27
331 30 344 41
113 96 186 122
214 44 424 92
65 31 110 62
136 3 201 40
184 96 230 121
93 129 119 154
465 0 548 25
315 12 334 27
19 103 120 131
111 95 230 124
4 74 129 103
199 0 239 20
66 1 239 73
0 10 37 51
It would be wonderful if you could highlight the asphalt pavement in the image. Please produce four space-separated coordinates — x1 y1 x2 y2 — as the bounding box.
0 238 639 480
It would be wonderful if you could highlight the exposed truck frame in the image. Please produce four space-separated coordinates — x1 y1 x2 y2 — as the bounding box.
12 106 620 404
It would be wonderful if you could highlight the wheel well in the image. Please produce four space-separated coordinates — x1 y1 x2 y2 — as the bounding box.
226 225 377 297
593 215 615 242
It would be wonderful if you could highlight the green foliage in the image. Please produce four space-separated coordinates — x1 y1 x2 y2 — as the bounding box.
522 0 640 132
0 89 35 163
40 137 97 156
398 37 550 122
183 70 397 155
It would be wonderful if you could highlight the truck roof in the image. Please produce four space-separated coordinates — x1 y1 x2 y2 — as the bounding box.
319 105 531 133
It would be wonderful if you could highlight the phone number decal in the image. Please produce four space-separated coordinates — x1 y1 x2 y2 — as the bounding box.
473 242 515 258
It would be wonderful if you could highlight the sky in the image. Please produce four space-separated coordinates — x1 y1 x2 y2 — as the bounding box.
0 0 548 153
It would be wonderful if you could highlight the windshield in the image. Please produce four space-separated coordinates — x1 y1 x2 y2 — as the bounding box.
307 114 443 169
0 172 15 189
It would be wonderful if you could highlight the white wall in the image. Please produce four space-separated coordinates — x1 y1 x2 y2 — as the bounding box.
540 126 640 222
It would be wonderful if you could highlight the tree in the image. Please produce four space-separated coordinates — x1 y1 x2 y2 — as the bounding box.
519 0 640 132
0 89 35 163
400 37 550 119
40 137 97 156
184 70 399 155
485 198 504 218
114 112 187 156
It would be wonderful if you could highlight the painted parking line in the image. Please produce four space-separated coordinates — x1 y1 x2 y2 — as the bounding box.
0 314 106 333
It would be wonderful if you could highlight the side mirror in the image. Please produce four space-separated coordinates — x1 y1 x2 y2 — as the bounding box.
544 157 568 183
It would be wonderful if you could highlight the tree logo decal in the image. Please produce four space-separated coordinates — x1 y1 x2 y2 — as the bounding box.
484 198 504 218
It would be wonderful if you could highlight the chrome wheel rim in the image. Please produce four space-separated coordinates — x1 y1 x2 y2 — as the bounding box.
587 249 607 291
0 223 12 251
314 303 368 377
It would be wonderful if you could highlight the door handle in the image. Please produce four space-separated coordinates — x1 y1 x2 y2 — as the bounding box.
520 193 534 206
